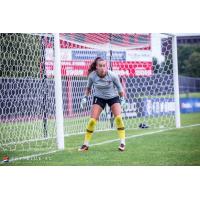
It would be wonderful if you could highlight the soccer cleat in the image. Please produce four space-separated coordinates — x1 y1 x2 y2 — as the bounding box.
78 145 89 152
118 144 125 151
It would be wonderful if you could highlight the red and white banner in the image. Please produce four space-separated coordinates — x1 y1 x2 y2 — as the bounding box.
45 60 152 77
44 33 153 77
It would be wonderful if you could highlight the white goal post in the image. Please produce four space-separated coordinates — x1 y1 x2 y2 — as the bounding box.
172 34 181 128
0 33 181 161
54 33 65 150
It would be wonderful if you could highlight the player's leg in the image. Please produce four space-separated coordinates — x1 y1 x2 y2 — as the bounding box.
83 104 102 146
78 97 105 151
109 97 126 151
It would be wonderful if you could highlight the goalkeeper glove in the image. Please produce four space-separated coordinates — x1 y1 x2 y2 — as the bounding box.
120 96 127 110
80 96 88 109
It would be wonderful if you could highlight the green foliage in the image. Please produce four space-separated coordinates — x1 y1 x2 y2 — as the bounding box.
153 42 200 77
178 44 200 77
0 33 41 78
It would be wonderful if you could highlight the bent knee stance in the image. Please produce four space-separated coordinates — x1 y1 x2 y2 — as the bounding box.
84 118 97 144
86 118 96 132
115 115 125 129
115 115 125 140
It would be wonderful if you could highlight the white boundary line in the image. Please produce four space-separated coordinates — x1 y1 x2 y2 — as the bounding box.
1 123 200 164
0 150 60 164
91 123 200 146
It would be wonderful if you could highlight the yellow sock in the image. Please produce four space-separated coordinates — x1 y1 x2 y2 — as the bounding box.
115 115 126 144
84 118 97 146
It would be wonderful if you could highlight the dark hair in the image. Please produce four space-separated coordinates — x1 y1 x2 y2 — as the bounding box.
88 57 104 76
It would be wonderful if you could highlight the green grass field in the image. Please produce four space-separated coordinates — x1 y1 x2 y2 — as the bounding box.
1 112 200 166
179 92 200 98
128 92 200 99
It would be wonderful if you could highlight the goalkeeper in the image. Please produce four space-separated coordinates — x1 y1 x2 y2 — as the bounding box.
79 57 127 152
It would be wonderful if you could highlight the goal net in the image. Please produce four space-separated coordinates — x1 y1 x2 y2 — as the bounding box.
55 33 179 135
0 34 58 161
0 33 180 162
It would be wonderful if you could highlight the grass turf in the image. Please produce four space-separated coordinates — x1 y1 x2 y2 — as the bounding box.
1 112 200 166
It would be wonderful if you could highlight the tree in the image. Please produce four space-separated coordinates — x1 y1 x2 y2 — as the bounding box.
185 52 200 77
178 44 200 77
0 33 41 78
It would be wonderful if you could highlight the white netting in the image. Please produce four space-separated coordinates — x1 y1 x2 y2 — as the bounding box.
0 33 177 161
54 33 176 135
0 33 57 159
59 33 151 50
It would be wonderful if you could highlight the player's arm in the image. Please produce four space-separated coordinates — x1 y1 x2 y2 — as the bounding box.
112 73 127 108
118 91 125 97
112 73 124 96
84 74 93 97
84 87 91 97
81 75 93 109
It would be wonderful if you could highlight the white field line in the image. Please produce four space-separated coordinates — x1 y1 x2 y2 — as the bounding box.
0 150 60 164
91 123 200 146
1 123 200 164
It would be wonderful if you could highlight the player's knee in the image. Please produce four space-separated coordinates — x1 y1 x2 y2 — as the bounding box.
115 115 124 127
115 115 122 123
87 118 97 132
88 118 97 126
91 116 99 121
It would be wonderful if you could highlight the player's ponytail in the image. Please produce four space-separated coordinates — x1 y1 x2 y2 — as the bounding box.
88 57 104 76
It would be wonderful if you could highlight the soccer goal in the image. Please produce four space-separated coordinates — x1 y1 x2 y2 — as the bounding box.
0 33 64 162
0 33 180 161
56 33 180 134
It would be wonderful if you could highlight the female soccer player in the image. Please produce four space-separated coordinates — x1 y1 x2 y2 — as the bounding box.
78 57 127 152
